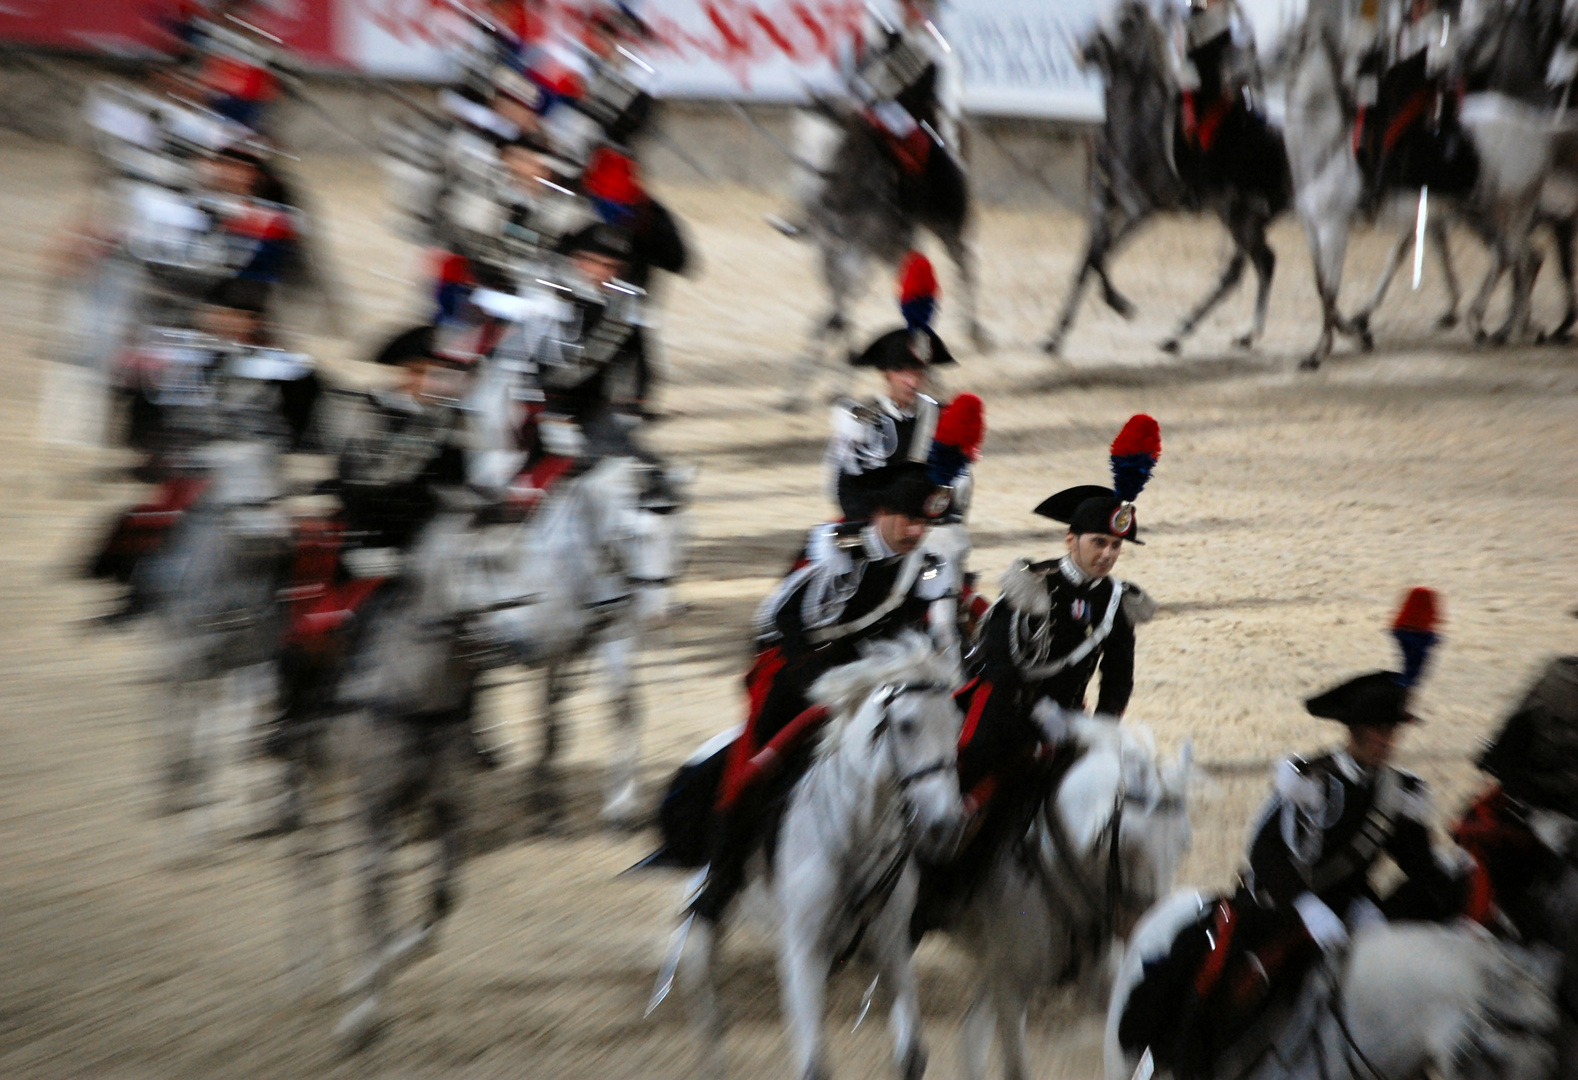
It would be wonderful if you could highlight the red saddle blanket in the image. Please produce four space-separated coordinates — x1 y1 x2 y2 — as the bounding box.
280 517 386 654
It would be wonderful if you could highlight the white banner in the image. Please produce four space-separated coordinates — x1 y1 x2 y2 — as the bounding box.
334 0 1305 119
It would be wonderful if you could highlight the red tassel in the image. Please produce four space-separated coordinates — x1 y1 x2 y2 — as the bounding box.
582 147 645 205
897 251 938 304
1393 587 1441 633
1110 414 1161 460
935 393 985 457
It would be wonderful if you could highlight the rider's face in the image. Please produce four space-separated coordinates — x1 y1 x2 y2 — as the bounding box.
875 509 928 555
503 145 550 189
1348 724 1401 769
882 367 926 407
1065 531 1123 578
200 303 261 344
206 156 258 197
571 251 625 290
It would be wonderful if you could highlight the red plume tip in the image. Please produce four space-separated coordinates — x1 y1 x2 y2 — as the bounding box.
583 147 644 205
1392 587 1441 633
897 251 938 304
935 393 985 457
1110 414 1161 460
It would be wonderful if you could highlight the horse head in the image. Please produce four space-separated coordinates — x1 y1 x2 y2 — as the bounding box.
624 459 694 631
808 632 965 863
190 437 290 556
1056 717 1194 937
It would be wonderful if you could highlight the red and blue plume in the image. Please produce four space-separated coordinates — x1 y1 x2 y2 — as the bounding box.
1391 587 1441 687
898 251 938 331
1109 414 1161 503
582 147 645 226
928 394 985 484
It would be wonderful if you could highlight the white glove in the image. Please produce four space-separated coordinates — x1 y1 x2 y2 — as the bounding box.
1345 896 1385 935
1293 892 1349 953
1030 699 1073 744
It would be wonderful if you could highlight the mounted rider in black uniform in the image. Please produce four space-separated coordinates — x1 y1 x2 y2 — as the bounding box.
911 415 1162 935
1118 588 1471 1077
663 465 960 927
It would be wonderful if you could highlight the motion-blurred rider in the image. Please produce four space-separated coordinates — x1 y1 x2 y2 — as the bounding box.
911 416 1161 934
1117 589 1470 1075
689 464 959 927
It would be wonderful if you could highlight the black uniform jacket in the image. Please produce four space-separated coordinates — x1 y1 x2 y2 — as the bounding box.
1243 750 1460 916
756 521 948 670
957 556 1139 795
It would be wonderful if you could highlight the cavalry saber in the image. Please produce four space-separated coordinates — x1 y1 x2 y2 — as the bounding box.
646 911 695 1017
1412 186 1429 291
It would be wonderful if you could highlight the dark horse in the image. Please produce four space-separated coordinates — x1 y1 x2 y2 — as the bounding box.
787 99 987 409
1044 0 1292 357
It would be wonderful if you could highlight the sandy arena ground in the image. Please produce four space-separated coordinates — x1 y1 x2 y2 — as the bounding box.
3 135 1578 1080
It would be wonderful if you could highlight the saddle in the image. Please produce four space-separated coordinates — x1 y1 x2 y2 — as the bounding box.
1119 892 1317 1077
88 475 209 584
280 516 388 657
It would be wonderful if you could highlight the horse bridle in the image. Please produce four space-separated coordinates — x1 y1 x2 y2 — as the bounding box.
832 679 958 966
870 681 957 790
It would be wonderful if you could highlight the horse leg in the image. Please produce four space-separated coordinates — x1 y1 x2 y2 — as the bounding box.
1543 216 1577 341
1043 208 1123 356
959 985 995 1080
678 913 727 1080
1097 212 1148 318
870 877 926 1080
1430 217 1463 329
1160 248 1248 354
598 634 644 830
337 709 401 1049
989 973 1031 1080
1349 225 1414 351
784 241 858 412
777 883 836 1080
1465 247 1505 341
283 724 333 999
1491 244 1541 345
529 661 569 830
1232 229 1276 351
937 219 993 352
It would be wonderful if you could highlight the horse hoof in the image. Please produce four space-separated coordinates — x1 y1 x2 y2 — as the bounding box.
1158 339 1180 355
1040 335 1064 357
1436 312 1459 331
1232 333 1254 351
1298 356 1323 372
901 1042 928 1080
334 996 383 1053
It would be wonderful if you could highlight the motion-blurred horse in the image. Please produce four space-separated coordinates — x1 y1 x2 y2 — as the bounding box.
139 436 292 851
1106 892 1560 1079
786 101 987 410
319 457 665 1048
1045 0 1291 357
947 715 1194 1080
675 633 966 1080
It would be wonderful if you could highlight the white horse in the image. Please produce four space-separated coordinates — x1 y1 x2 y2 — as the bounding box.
676 632 967 1080
141 437 292 853
949 716 1195 1080
1106 890 1561 1080
528 458 693 830
316 457 661 1046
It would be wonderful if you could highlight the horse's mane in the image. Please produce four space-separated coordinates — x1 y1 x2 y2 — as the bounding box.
807 631 958 756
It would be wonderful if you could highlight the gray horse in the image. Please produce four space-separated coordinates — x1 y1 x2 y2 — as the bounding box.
137 438 292 849
785 101 987 410
1045 0 1291 358
317 458 672 1047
